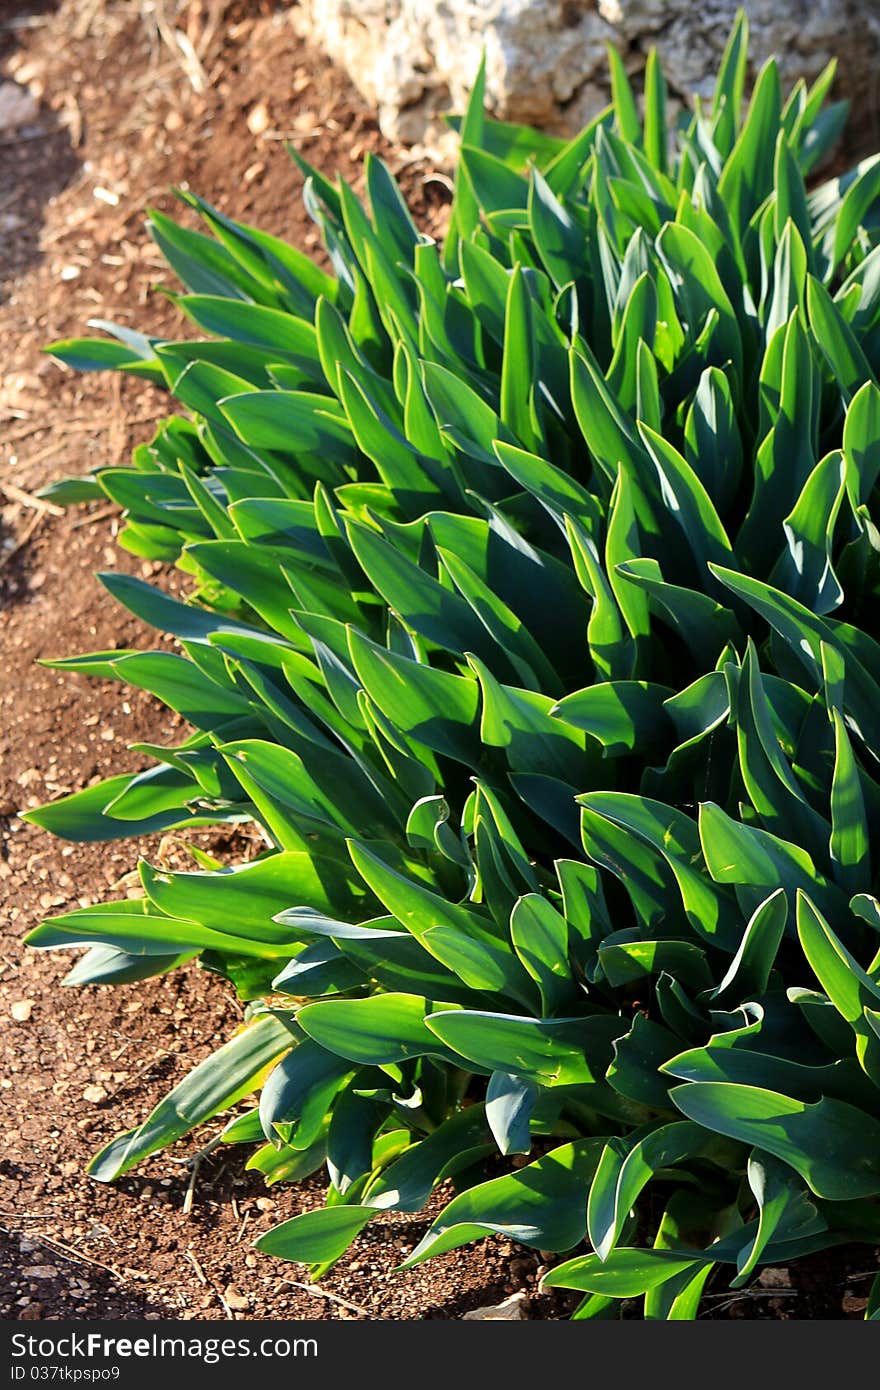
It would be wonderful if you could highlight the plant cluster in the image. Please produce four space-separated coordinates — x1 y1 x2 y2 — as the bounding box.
27 13 880 1317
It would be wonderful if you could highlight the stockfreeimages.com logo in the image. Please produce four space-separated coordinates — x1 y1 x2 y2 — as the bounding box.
10 1332 317 1370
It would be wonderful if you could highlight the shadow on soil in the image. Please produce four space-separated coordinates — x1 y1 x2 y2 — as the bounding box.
0 1225 179 1320
1 1 80 302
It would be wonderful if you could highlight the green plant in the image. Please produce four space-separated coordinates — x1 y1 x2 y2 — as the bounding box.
27 11 880 1317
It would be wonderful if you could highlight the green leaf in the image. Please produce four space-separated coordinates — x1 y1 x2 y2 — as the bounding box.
597 935 712 991
843 381 880 508
565 517 635 680
436 544 560 692
175 295 320 368
26 898 293 961
220 390 356 465
729 641 828 852
346 839 481 941
717 58 782 242
795 891 880 1083
344 516 504 667
570 342 651 495
485 1072 538 1156
828 154 880 279
638 422 734 580
61 944 195 988
298 993 460 1066
543 1248 708 1297
258 1039 354 1146
829 708 871 894
364 1103 493 1211
643 49 668 174
509 894 577 1015
422 360 506 465
528 168 586 292
606 1013 681 1110
425 1008 626 1086
731 1153 819 1288
421 925 535 1007
347 628 481 765
254 1204 375 1266
36 474 106 506
587 1122 711 1261
807 274 877 404
671 1081 880 1199
683 366 742 512
581 791 739 950
644 1194 722 1319
655 222 742 378
97 570 251 643
605 464 651 649
88 1014 292 1181
272 940 366 998
500 264 540 450
614 558 743 666
140 851 371 939
553 681 672 755
698 799 839 921
492 439 601 532
21 772 213 843
47 336 161 377
470 654 598 785
607 45 640 144
710 564 880 756
704 888 788 1006
220 737 396 842
771 450 846 615
400 1140 604 1267
710 8 749 157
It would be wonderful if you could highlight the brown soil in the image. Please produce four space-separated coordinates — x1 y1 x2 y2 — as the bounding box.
0 0 875 1325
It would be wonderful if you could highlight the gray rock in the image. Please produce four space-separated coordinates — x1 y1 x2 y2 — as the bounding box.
291 0 880 152
0 80 39 133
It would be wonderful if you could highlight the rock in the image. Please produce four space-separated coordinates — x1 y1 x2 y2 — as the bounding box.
0 80 39 133
247 102 270 137
10 1000 34 1022
462 1290 527 1320
757 1266 792 1289
21 1267 58 1280
82 1083 108 1103
842 1291 869 1314
224 1284 249 1312
291 1 880 152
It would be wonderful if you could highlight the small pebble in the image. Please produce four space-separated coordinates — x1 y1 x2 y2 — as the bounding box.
842 1291 868 1314
247 102 269 136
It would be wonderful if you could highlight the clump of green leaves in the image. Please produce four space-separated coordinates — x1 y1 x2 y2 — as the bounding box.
28 11 880 1317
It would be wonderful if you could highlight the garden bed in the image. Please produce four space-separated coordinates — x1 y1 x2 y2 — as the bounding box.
0 0 554 1322
1 1 878 1324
